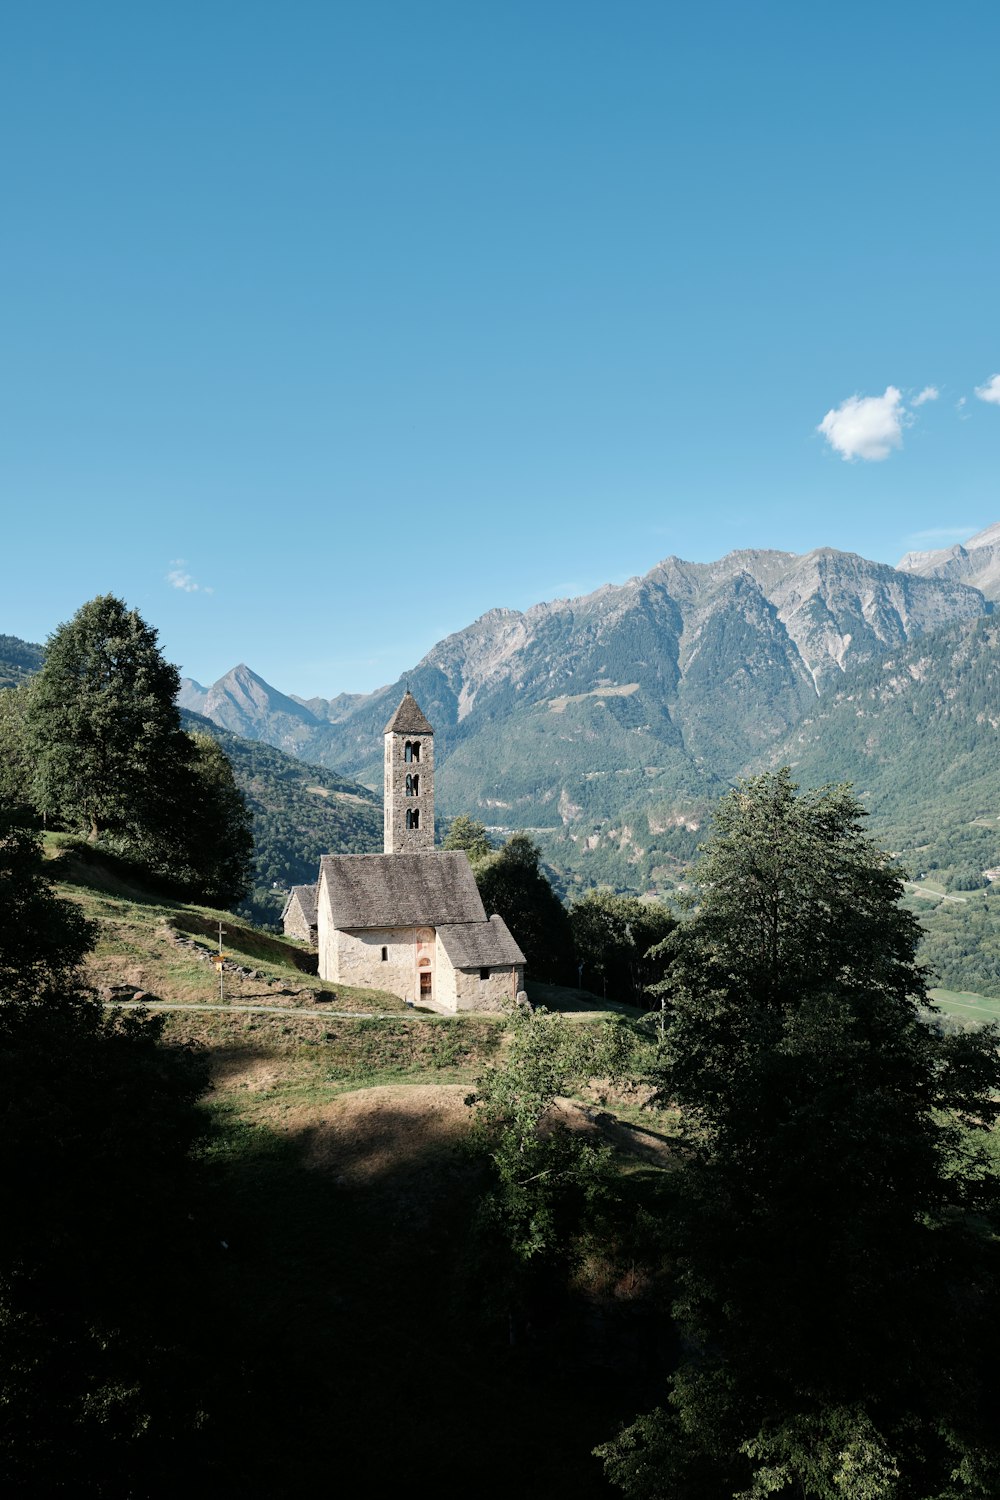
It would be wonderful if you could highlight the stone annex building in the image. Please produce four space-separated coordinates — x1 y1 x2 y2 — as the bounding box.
283 690 525 1013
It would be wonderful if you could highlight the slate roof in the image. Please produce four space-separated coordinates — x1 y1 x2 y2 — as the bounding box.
383 690 434 736
281 884 318 925
437 915 525 969
319 851 486 929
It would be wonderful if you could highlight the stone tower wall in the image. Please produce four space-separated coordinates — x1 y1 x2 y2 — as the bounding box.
383 730 435 852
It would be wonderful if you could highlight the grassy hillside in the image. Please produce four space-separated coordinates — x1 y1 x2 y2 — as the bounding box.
46 835 401 1012
45 837 678 1495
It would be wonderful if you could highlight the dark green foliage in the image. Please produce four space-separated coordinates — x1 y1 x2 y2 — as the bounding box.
180 712 381 923
570 887 675 1006
0 800 214 1494
442 813 493 862
0 800 95 1000
600 771 1000 1498
474 833 576 983
0 992 212 1495
0 685 36 806
467 1006 617 1267
27 596 188 840
4 600 254 907
159 733 254 908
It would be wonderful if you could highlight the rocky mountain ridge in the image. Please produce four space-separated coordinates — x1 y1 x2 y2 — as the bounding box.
898 521 1000 600
177 544 990 834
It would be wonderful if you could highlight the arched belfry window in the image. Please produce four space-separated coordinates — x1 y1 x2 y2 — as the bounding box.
406 809 420 830
405 773 413 796
404 740 420 764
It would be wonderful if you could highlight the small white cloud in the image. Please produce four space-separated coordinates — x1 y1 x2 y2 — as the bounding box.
911 385 939 406
817 385 907 462
166 559 213 594
974 374 1000 405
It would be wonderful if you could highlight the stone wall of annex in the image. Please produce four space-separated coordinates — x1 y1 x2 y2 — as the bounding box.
451 963 524 1013
283 898 315 946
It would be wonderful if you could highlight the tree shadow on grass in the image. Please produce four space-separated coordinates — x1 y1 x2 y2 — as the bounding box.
192 1082 674 1498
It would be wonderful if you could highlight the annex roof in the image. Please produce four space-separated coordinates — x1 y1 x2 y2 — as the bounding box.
436 915 526 969
319 850 485 929
383 689 434 736
281 883 318 925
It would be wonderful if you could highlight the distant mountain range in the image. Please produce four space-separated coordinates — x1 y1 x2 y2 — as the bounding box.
898 520 1000 598
175 535 997 885
6 525 1000 989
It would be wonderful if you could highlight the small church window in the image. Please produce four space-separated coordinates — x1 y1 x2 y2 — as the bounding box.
404 740 421 764
381 946 388 962
405 773 413 796
406 809 420 830
479 967 490 981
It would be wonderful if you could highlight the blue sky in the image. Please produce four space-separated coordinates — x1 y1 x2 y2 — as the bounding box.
2 2 998 696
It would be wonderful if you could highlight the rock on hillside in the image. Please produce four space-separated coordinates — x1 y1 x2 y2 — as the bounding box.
898 521 1000 600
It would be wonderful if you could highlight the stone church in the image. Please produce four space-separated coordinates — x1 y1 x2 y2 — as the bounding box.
286 690 525 1013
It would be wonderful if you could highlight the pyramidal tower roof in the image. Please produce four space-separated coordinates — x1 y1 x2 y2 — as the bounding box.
383 689 434 736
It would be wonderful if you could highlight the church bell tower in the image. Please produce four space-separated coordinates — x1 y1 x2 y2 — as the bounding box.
383 690 435 853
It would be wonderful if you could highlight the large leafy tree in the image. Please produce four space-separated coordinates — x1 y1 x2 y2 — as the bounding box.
28 595 188 841
569 887 675 1006
443 813 493 863
21 596 251 905
599 770 1000 1498
0 799 214 1492
0 797 95 1001
474 832 576 983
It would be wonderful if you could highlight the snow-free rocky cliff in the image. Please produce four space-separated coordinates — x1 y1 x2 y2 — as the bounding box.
178 542 990 888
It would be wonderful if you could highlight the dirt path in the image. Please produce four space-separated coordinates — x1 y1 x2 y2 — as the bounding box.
109 999 397 1020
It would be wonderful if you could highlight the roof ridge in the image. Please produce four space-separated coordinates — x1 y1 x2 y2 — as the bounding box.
383 689 434 735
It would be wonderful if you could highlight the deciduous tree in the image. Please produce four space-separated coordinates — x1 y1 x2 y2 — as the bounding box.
474 833 575 983
443 813 493 863
570 887 675 1005
22 596 252 905
599 771 1000 1498
27 595 187 842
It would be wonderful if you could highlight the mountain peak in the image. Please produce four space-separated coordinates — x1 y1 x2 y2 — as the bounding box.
898 520 1000 599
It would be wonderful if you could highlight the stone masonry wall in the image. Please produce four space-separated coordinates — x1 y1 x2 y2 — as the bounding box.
333 926 437 1004
383 730 435 853
452 964 524 1013
282 898 315 946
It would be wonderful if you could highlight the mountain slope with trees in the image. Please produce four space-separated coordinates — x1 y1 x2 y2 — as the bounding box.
175 543 989 893
0 627 382 924
178 711 381 923
759 615 1000 993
